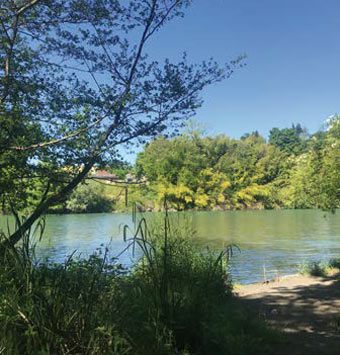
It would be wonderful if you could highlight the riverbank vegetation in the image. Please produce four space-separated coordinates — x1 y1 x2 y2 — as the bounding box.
1 1 338 354
133 117 340 211
47 116 340 214
0 216 280 354
299 258 340 277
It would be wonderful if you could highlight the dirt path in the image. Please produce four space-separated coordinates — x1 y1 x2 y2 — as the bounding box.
236 274 340 355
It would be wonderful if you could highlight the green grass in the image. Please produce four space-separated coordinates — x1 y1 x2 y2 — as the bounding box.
299 259 340 277
0 215 282 354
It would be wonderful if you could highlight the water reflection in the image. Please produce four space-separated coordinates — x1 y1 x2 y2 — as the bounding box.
1 210 339 284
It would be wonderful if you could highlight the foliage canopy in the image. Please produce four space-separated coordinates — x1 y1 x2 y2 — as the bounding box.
0 0 240 246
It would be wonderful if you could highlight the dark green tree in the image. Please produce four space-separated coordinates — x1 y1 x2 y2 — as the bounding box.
269 124 307 155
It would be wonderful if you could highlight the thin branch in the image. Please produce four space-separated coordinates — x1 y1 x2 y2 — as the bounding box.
146 0 181 40
88 177 145 186
40 180 51 204
90 21 127 85
82 52 105 98
106 80 209 150
126 0 156 88
4 117 102 151
16 0 43 16
1 13 18 104
0 19 11 42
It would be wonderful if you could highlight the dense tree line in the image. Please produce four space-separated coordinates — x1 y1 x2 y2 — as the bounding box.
132 117 340 211
7 117 339 214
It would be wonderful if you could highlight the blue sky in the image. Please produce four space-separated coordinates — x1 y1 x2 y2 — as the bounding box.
144 0 340 139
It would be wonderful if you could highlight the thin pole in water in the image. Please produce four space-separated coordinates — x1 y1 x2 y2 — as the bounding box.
263 261 267 283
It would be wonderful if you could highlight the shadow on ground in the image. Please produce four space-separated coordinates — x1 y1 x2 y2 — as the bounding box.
236 275 340 355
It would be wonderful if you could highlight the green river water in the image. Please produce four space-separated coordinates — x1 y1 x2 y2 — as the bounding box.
1 209 340 284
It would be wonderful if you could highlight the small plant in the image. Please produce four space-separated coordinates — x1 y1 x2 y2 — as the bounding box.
299 261 327 277
328 258 340 270
299 258 340 278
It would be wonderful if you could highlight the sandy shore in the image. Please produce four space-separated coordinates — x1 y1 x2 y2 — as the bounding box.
235 273 340 355
236 273 327 296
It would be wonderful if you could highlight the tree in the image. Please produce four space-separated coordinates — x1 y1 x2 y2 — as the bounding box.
278 154 315 209
0 0 242 248
269 124 307 155
240 130 260 140
136 131 289 210
316 116 340 210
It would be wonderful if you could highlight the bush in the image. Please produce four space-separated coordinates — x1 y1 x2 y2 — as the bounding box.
328 258 340 269
299 259 340 277
66 182 114 213
299 261 327 277
0 246 129 354
0 215 280 354
117 215 233 354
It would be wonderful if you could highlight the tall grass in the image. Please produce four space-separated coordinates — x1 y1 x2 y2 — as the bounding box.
0 218 128 354
0 213 280 354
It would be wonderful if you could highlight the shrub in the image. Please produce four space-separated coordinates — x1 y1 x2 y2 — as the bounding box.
299 261 327 277
0 215 280 354
328 258 340 269
66 182 114 213
299 258 340 277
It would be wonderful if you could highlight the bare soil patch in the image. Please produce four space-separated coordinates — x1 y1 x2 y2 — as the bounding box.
236 274 340 355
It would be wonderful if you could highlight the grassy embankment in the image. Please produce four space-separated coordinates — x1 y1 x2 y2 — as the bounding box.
0 215 281 355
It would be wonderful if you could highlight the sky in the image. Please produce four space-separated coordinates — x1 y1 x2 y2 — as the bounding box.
143 0 340 139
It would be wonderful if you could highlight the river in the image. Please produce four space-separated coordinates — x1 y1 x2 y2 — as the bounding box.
1 209 340 284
